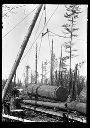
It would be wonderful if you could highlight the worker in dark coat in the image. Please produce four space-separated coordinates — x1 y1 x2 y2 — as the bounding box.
10 88 23 111
9 88 25 118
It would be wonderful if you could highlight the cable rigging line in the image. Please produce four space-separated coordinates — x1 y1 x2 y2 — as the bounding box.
37 5 47 61
2 5 27 18
48 30 70 38
20 5 59 81
21 5 59 63
37 35 43 61
20 5 44 62
32 5 59 49
43 4 52 55
14 5 59 81
19 5 45 81
2 5 38 39
47 29 52 54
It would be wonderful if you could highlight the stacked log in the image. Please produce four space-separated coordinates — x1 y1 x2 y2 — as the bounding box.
67 101 86 114
79 87 87 103
27 84 68 102
22 100 66 109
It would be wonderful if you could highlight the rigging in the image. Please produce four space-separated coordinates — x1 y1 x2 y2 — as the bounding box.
2 5 38 39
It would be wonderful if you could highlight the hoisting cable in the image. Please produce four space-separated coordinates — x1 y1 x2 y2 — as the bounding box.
2 5 39 39
34 5 59 44
34 5 47 109
19 4 60 81
37 34 43 60
44 4 46 25
42 4 52 55
48 30 70 38
37 4 47 61
20 5 45 81
47 29 52 54
20 5 44 62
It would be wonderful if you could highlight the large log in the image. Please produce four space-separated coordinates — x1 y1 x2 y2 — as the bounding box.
67 101 86 114
79 87 87 103
27 84 68 102
22 99 66 109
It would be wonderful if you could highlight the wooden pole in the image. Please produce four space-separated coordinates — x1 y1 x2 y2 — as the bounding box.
35 43 37 84
2 4 43 102
69 17 73 95
50 39 53 85
59 45 62 85
55 70 57 85
41 62 43 84
75 64 78 100
31 70 32 84
44 60 47 84
26 65 30 87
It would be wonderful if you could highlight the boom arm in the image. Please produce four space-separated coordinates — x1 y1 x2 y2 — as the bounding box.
2 4 43 102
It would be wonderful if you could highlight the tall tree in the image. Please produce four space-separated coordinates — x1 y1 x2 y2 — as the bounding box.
62 5 81 96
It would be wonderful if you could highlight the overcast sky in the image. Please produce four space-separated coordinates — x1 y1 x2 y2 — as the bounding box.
2 4 87 83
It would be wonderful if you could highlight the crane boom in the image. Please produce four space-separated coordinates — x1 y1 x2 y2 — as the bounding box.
2 4 43 102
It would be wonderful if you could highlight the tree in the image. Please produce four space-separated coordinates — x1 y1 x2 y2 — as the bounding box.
43 60 48 84
52 53 58 86
62 5 81 95
31 71 39 84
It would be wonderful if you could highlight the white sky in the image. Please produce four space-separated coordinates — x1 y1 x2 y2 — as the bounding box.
2 4 87 83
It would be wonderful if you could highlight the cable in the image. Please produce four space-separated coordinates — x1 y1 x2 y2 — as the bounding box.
36 5 59 64
49 30 70 38
32 6 44 45
44 4 46 25
34 5 59 45
2 5 38 39
19 5 45 80
20 5 44 62
44 4 52 55
37 35 42 60
20 5 59 62
47 30 52 54
37 4 47 61
13 5 59 81
2 5 27 17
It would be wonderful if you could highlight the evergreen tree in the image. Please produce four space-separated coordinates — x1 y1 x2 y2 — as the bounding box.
62 5 81 95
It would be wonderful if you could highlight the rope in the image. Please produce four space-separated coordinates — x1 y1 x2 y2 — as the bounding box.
2 5 38 39
49 30 70 38
20 6 44 62
9 5 59 82
37 4 48 61
37 35 43 60
19 5 45 81
47 29 52 54
20 5 59 63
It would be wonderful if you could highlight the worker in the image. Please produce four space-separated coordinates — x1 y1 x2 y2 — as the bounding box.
10 88 23 111
2 101 10 115
10 88 24 118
